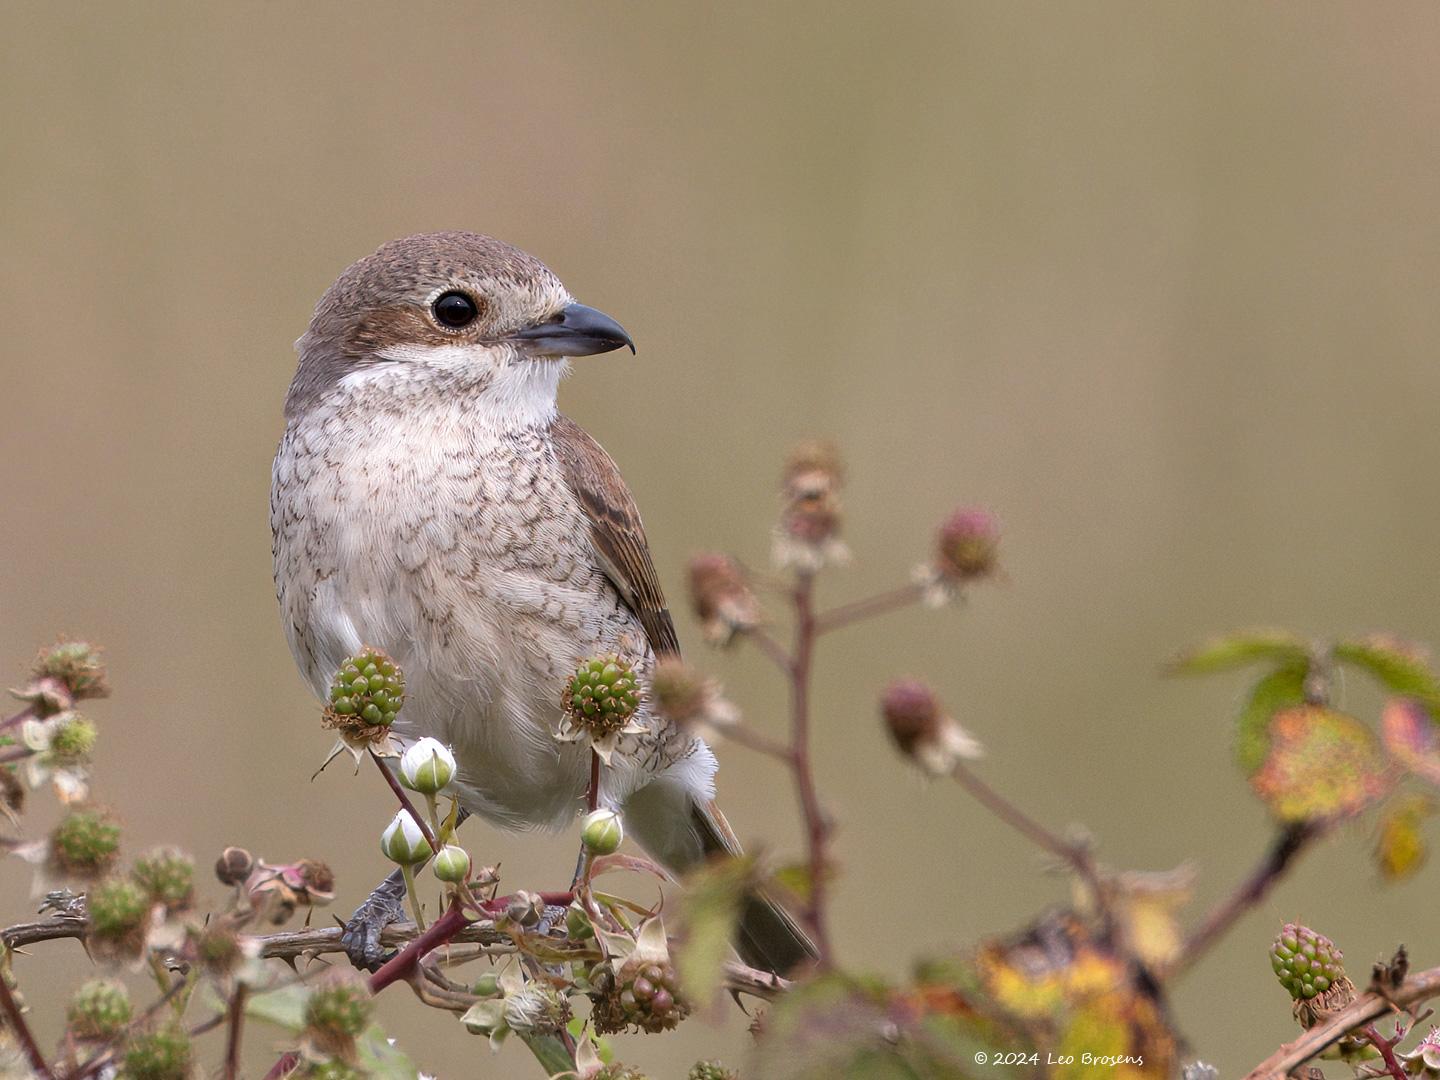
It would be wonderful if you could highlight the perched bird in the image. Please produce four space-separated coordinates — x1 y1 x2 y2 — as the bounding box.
271 231 813 975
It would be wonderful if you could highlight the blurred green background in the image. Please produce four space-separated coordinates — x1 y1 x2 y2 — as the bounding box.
3 3 1439 1075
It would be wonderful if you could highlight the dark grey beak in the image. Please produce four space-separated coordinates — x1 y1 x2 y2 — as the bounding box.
510 303 635 358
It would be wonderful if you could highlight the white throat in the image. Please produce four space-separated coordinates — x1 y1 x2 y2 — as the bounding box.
339 343 570 430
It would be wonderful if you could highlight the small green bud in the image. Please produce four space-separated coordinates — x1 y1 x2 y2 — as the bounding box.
87 878 148 960
432 845 470 884
51 807 121 878
49 715 98 763
131 848 195 912
67 979 132 1040
120 1024 191 1080
565 902 594 941
471 971 501 997
581 808 624 856
379 810 431 865
398 737 455 794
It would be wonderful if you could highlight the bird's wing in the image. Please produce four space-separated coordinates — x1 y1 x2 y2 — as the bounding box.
551 413 680 657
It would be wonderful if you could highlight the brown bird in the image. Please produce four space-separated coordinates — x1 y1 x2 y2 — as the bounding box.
271 231 813 974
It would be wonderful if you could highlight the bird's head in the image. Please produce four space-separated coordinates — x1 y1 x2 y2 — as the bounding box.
287 231 633 421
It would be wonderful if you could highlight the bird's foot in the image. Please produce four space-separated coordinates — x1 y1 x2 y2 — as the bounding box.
340 867 408 973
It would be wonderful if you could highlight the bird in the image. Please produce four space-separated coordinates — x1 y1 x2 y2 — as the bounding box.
270 230 814 976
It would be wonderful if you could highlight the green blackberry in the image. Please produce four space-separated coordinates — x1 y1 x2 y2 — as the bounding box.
87 878 149 960
327 649 404 727
67 979 132 1040
1270 923 1345 1000
563 656 641 737
304 974 372 1043
119 1025 191 1080
131 848 195 912
51 807 121 878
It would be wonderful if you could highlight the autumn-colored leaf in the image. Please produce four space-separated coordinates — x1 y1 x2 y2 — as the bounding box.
1381 698 1440 785
1250 707 1389 822
1234 664 1309 775
1335 636 1440 708
1166 629 1309 676
1374 794 1432 881
1107 867 1194 969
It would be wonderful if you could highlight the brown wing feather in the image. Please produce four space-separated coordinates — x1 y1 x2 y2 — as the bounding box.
551 414 680 657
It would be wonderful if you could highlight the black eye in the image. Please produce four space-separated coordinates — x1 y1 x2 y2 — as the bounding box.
433 291 479 328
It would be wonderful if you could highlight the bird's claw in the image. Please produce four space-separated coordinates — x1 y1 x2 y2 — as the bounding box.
340 868 408 973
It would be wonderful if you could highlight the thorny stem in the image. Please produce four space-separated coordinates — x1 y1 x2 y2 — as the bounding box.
812 582 925 635
368 898 471 994
0 971 52 1079
223 984 248 1080
789 572 833 970
1168 821 1323 978
1242 963 1440 1079
370 749 439 852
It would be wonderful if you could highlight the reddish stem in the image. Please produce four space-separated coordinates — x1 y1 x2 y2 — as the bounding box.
586 751 601 813
812 582 924 635
0 973 53 1079
789 573 833 969
368 899 471 993
369 749 439 851
223 984 247 1080
263 1052 300 1080
1361 1024 1406 1080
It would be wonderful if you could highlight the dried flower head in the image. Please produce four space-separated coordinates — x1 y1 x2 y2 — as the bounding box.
880 679 983 777
214 846 255 887
687 553 761 645
32 641 110 704
131 848 196 913
649 659 738 741
86 877 150 961
247 857 336 924
1400 1027 1440 1076
773 440 849 572
559 655 647 764
121 1024 192 1080
67 978 132 1041
914 507 1000 605
303 971 372 1060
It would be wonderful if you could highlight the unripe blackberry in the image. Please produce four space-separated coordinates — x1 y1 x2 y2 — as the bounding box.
689 1063 739 1080
67 979 132 1040
304 973 372 1047
131 848 195 912
327 649 405 728
87 878 149 960
297 1063 366 1080
49 715 98 763
214 846 254 886
1270 923 1345 1001
563 656 641 737
590 956 691 1035
190 922 242 975
33 641 109 701
935 508 1000 582
595 1067 650 1080
119 1025 191 1080
51 807 121 878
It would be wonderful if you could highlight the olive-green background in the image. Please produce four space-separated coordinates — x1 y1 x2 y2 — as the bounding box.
3 3 1439 1076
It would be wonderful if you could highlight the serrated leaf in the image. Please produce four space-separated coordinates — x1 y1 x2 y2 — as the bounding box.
674 855 752 1009
1250 706 1389 822
1335 636 1440 707
1374 794 1433 881
1235 664 1309 775
1167 629 1309 676
1381 698 1440 785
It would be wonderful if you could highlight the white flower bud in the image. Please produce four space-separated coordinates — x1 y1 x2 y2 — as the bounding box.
432 845 470 884
580 809 624 856
379 810 431 865
398 737 456 794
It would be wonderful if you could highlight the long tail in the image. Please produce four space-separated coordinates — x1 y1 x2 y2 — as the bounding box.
622 776 817 976
691 799 818 976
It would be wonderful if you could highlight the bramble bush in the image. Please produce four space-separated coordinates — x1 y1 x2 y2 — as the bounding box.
4 441 1440 1079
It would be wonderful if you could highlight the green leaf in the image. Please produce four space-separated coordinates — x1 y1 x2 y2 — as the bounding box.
1374 794 1433 881
243 984 308 1032
675 855 753 1009
1235 664 1309 774
355 1022 420 1079
1167 628 1309 676
771 862 814 905
1335 636 1440 708
1250 706 1389 822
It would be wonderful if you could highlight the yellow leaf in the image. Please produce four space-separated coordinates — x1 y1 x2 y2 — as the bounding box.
1250 707 1389 822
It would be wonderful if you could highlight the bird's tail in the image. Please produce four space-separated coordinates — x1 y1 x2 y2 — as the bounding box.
691 799 819 976
621 776 817 976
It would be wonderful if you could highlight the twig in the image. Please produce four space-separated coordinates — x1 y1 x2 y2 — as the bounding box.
0 705 34 735
812 582 924 635
369 749 438 852
1168 821 1322 977
1242 964 1440 1079
223 985 247 1080
1360 1024 1406 1080
950 760 1089 868
2 916 87 951
0 971 52 1079
368 900 471 993
744 627 794 672
789 572 833 969
720 721 794 763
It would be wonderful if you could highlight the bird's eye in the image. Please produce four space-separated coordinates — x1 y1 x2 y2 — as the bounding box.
433 291 479 329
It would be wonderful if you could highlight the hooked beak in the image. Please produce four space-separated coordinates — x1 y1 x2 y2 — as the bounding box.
510 303 635 358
